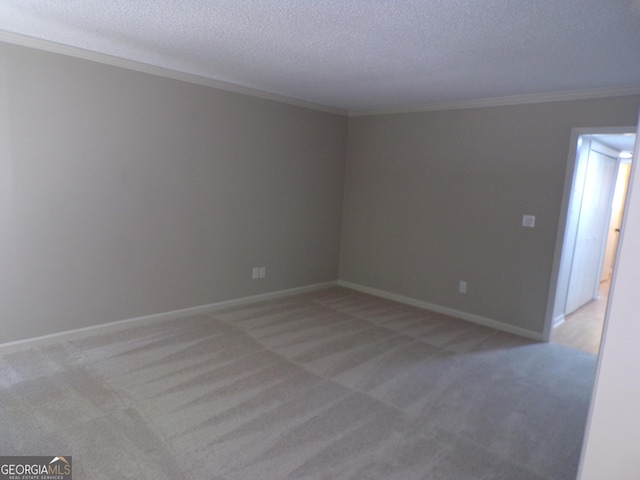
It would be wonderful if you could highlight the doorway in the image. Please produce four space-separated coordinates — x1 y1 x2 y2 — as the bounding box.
550 129 636 353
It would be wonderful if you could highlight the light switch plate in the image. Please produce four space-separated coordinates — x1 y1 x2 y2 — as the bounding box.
522 215 536 228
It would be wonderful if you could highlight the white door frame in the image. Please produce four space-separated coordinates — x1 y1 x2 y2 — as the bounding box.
543 126 637 342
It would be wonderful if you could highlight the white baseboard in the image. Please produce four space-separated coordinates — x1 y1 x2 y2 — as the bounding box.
338 280 544 341
0 281 338 353
553 314 566 328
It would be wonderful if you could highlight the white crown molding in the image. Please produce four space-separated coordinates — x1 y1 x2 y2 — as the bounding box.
349 86 640 117
2 30 638 119
338 280 544 341
0 30 348 116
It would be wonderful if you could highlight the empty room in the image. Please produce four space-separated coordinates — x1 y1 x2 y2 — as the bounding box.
1 2 640 479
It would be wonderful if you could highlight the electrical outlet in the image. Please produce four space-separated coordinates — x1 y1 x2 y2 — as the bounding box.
252 266 267 279
459 281 467 294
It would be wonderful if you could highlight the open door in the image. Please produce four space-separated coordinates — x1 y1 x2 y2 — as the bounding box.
601 162 632 282
575 117 640 480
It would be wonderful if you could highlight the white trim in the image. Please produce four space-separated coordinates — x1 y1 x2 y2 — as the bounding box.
2 31 639 118
553 314 566 328
0 31 347 116
0 281 338 353
348 86 640 117
338 280 544 341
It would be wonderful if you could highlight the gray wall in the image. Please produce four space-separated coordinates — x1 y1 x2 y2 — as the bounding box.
0 43 348 343
340 97 640 336
2 40 638 344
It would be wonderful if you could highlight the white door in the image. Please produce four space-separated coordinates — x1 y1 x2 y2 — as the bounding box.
601 162 631 282
564 144 618 314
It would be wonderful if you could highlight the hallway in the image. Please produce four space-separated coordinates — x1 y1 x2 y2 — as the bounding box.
551 280 609 355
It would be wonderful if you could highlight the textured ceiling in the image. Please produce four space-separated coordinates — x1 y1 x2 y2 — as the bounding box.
1 0 640 113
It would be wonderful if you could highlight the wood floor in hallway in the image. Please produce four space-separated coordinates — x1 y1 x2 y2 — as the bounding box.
551 280 609 355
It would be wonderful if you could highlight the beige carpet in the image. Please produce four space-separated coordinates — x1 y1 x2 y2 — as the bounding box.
0 287 596 479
